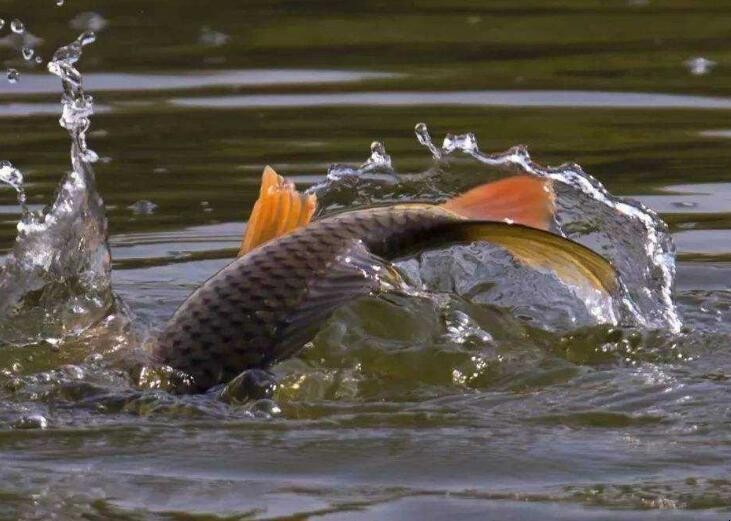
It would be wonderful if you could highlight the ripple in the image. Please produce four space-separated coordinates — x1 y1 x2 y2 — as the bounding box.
634 183 731 215
171 90 731 110
0 69 396 95
0 102 111 117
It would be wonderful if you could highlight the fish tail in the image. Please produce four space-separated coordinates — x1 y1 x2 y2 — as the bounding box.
239 166 317 255
437 221 618 295
433 175 615 294
440 175 555 230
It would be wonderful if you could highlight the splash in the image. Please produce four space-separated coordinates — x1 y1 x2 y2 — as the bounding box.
0 31 114 346
311 123 680 332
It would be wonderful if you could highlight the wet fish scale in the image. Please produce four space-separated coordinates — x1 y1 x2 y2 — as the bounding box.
155 205 456 392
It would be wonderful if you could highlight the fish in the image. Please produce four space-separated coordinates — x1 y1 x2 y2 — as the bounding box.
153 166 617 392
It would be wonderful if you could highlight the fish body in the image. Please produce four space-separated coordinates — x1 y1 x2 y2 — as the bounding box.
155 169 616 392
156 205 455 391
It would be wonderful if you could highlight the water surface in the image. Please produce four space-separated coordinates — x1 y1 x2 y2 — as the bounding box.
1 2 731 519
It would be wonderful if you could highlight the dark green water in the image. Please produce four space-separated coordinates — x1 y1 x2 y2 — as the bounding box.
1 1 731 519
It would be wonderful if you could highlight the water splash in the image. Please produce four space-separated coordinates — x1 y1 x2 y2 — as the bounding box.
0 32 113 346
361 141 392 171
47 31 99 162
415 122 442 160
0 161 26 207
425 125 678 331
312 123 680 332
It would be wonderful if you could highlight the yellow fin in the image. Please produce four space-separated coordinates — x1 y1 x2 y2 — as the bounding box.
239 166 317 255
455 222 618 295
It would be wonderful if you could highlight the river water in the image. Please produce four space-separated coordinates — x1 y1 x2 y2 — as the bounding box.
0 2 730 519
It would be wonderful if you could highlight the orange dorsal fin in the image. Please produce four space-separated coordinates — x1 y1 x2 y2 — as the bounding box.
239 166 317 255
440 175 555 231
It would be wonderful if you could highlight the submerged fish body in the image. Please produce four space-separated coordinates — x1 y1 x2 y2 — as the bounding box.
155 169 617 392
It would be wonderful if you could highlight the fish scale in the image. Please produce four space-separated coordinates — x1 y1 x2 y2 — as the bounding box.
155 205 454 392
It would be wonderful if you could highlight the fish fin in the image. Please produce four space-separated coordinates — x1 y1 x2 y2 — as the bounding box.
274 241 404 358
239 166 318 256
440 221 618 295
441 175 555 231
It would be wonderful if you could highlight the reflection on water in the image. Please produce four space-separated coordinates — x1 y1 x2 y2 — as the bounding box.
636 183 731 214
0 69 395 95
1 1 731 519
173 90 731 109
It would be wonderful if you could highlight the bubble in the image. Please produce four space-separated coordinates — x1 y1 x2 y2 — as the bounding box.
35 55 43 64
0 19 4 30
6 68 19 83
56 0 65 5
22 47 34 60
10 19 25 34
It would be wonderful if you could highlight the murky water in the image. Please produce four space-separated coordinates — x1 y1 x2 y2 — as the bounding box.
1 2 731 519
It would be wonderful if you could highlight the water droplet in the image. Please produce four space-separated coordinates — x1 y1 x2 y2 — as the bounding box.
0 19 5 30
6 68 19 83
47 34 100 162
361 141 392 170
70 12 107 33
685 57 716 76
199 26 229 47
10 19 25 34
415 122 442 160
78 30 96 46
128 200 158 215
22 47 34 60
0 160 25 203
442 132 478 155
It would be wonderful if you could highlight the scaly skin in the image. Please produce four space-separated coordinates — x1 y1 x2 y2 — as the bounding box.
154 205 458 392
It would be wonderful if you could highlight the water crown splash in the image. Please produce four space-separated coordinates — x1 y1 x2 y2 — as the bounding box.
312 123 680 332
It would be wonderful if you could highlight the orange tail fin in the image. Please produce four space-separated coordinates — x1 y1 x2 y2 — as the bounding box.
440 175 555 230
239 166 317 255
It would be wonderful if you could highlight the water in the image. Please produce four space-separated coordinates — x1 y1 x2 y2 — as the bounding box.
1 2 731 519
10 19 24 35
